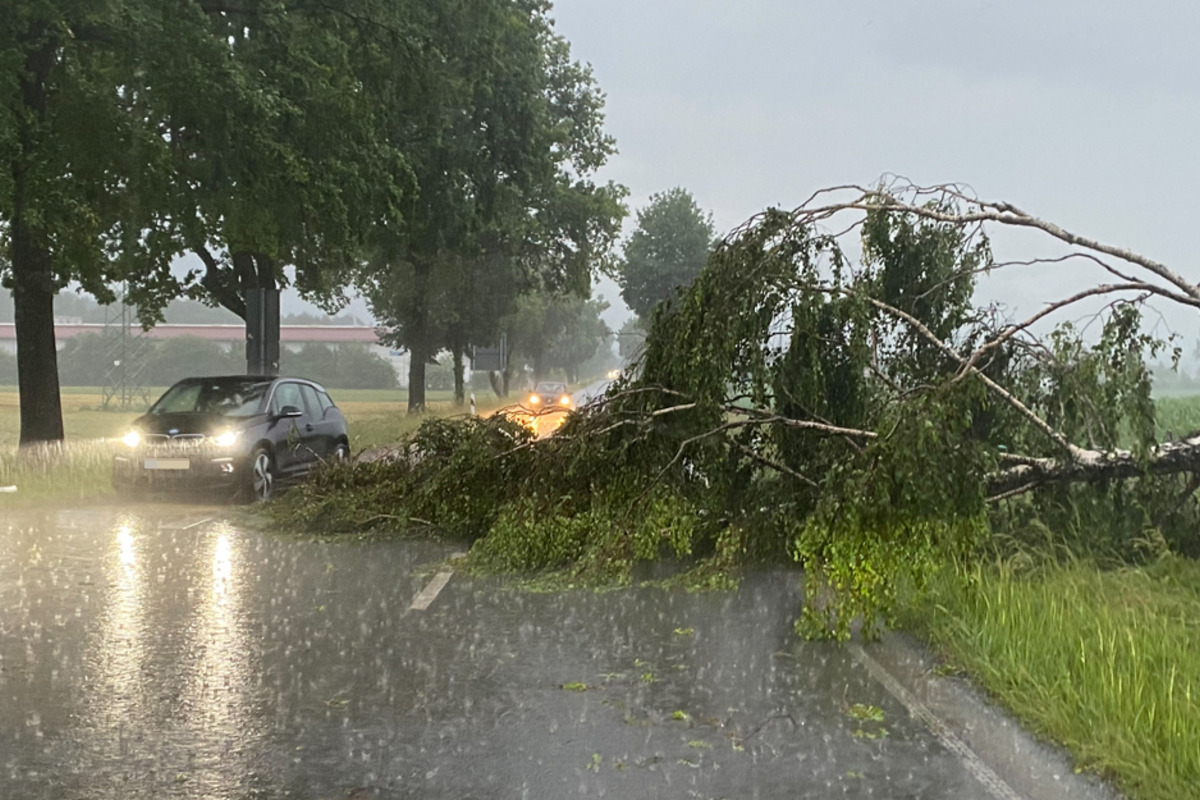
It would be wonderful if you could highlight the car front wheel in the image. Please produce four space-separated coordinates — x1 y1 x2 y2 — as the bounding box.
247 447 275 502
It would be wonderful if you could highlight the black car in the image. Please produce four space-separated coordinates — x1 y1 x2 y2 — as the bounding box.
112 375 350 501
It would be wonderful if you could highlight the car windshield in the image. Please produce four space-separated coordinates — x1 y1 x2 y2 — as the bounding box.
149 379 272 418
535 382 568 397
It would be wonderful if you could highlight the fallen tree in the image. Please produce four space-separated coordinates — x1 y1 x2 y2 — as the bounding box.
279 180 1200 638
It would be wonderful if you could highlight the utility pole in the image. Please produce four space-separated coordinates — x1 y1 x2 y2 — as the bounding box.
101 284 150 410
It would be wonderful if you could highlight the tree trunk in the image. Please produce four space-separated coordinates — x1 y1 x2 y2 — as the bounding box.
488 370 505 398
233 251 280 375
452 340 465 406
408 343 427 412
10 236 64 446
407 258 431 413
988 438 1200 499
10 31 64 445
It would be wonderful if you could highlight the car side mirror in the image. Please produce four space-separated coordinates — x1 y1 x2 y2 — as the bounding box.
276 405 304 419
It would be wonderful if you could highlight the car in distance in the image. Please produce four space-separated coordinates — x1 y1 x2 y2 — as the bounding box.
112 375 349 502
525 381 573 411
514 380 574 436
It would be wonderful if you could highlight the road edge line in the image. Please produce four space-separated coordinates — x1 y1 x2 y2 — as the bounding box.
849 642 1026 800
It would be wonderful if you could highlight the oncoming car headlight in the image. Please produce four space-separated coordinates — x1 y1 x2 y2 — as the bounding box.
528 393 541 406
213 430 240 448
121 430 141 448
559 395 571 406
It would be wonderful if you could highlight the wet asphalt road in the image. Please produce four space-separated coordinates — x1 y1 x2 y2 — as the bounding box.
0 504 1066 799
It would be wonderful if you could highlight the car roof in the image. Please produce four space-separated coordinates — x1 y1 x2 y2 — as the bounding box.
166 375 334 398
173 375 327 389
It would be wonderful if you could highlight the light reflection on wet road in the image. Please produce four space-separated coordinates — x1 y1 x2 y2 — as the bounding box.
2 504 1006 799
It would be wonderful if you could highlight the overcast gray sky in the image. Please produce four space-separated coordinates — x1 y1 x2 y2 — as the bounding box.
552 0 1200 339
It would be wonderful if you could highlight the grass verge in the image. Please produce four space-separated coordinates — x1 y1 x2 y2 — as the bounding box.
0 386 511 506
0 440 120 505
900 557 1200 800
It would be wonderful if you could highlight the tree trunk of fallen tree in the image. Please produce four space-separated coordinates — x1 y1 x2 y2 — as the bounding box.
987 438 1200 500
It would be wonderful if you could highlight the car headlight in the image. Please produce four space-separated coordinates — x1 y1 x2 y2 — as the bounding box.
559 395 571 406
213 430 240 448
528 394 541 405
121 430 141 448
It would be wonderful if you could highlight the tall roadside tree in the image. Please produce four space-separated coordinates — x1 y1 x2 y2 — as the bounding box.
0 0 173 444
617 187 716 321
363 0 625 412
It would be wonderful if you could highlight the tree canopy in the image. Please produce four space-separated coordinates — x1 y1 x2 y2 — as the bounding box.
617 187 716 321
126 0 413 321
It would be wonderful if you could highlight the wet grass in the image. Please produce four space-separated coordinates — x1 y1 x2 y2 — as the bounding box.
901 557 1200 800
0 440 122 504
0 390 137 505
0 389 143 444
343 396 508 456
1153 394 1200 440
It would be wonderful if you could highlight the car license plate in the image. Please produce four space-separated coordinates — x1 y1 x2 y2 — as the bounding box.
144 458 190 470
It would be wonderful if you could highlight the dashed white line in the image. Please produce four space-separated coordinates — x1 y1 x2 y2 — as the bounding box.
408 553 466 611
179 517 214 531
849 643 1026 800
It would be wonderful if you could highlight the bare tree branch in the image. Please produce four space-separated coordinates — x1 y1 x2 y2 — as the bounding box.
846 290 1083 458
768 183 1200 314
957 282 1187 381
731 440 819 488
193 245 246 319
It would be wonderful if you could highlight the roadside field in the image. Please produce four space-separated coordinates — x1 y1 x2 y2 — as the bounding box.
0 385 507 504
1152 394 1200 440
0 389 142 446
902 557 1200 800
0 386 475 449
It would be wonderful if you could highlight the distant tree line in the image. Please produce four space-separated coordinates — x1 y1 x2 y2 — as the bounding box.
39 336 396 390
0 290 366 327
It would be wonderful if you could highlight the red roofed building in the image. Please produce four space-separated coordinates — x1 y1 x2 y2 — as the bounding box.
0 323 413 386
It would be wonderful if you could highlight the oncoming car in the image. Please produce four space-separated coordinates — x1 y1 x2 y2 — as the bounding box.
526 381 573 411
112 376 349 502
511 381 573 436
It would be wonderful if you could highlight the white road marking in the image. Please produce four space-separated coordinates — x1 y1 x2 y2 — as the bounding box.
850 643 1026 800
179 517 214 531
409 553 466 611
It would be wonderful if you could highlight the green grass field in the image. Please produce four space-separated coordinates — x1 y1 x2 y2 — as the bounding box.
0 385 506 504
1152 395 1200 440
0 386 478 447
902 557 1200 800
